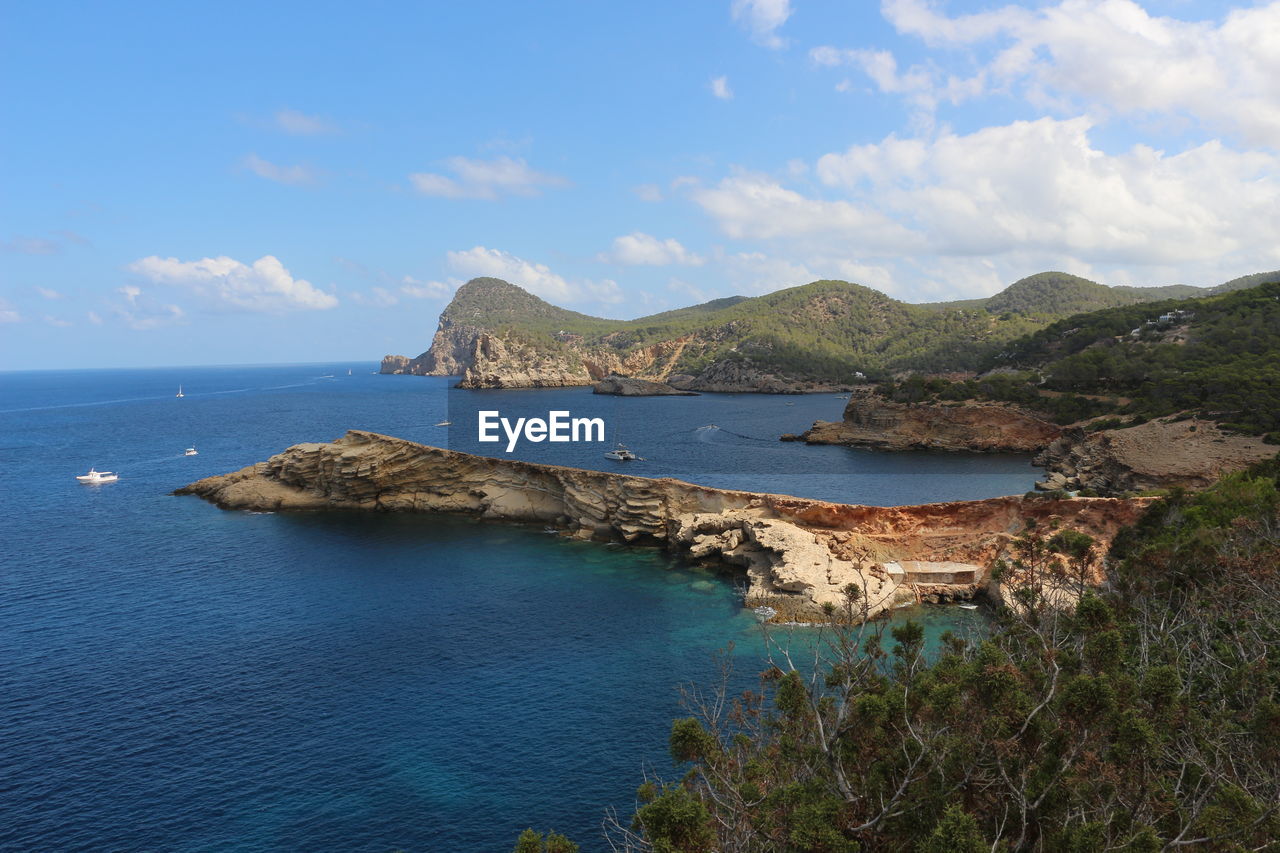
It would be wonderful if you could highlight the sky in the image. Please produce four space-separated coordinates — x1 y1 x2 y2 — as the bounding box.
2 0 1279 369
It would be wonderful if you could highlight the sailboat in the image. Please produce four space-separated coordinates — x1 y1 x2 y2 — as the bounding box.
603 400 640 461
347 369 352 376
176 385 184 398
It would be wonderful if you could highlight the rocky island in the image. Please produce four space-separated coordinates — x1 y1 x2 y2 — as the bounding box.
177 430 1149 622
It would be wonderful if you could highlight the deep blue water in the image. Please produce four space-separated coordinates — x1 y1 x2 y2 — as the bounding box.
1 365 1014 851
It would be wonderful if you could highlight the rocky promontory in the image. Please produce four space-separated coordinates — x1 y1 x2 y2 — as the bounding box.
800 394 1063 453
592 374 698 396
176 430 1148 622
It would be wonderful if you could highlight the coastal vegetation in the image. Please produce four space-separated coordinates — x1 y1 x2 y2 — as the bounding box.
529 456 1280 851
407 272 1236 386
887 280 1280 437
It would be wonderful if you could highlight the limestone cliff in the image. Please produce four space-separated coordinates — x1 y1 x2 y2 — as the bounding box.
176 430 1148 622
801 394 1063 453
457 333 596 389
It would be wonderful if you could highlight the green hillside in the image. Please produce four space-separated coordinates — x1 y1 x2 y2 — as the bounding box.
1210 269 1280 294
420 271 1278 389
981 272 1202 316
892 281 1280 435
429 272 1226 382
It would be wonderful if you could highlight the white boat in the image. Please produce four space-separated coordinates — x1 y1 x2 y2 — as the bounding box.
175 385 184 398
184 447 198 456
347 369 352 376
434 420 452 427
604 443 637 461
76 468 118 484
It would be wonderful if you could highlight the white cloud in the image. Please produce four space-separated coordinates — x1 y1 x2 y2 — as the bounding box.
36 286 63 300
273 108 337 135
242 154 316 186
447 246 576 302
603 233 704 266
128 254 338 312
0 298 21 323
711 75 734 100
43 315 71 327
692 173 924 248
732 0 793 49
87 311 103 325
112 286 186 330
689 115 1280 298
814 116 1280 264
869 0 1280 145
720 251 814 295
633 183 664 202
410 156 568 200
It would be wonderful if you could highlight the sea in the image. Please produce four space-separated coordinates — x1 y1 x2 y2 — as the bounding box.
0 364 1040 851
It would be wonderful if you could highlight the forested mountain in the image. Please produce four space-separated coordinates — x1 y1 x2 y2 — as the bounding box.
1210 269 1280 293
938 271 1201 317
885 280 1280 435
385 271 1260 390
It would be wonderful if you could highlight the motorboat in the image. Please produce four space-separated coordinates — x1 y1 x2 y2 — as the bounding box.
176 385 184 398
76 468 118 484
435 420 452 427
604 443 637 461
184 447 198 456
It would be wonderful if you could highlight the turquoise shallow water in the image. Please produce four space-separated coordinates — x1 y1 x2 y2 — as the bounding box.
1 365 1000 851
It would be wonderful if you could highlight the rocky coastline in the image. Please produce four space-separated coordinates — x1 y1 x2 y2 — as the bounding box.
796 393 1062 453
794 394 1276 497
592 374 698 396
176 430 1148 622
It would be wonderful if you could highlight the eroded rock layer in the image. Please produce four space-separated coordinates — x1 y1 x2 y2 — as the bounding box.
1035 418 1277 493
176 431 1148 621
801 394 1063 453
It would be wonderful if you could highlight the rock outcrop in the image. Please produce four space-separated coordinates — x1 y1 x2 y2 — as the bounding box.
457 334 596 389
1035 417 1277 493
801 394 1063 453
592 374 699 396
176 430 1149 622
667 359 856 394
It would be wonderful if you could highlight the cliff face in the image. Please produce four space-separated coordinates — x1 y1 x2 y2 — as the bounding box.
802 395 1063 453
176 430 1148 622
457 333 595 389
380 322 485 376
